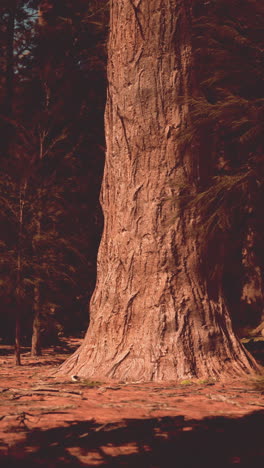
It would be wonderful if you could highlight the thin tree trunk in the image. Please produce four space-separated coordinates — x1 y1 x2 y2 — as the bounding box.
30 55 51 356
31 185 43 356
31 210 42 356
15 181 27 366
31 282 42 356
2 1 16 156
7 4 21 363
59 0 259 381
14 309 21 366
5 1 16 117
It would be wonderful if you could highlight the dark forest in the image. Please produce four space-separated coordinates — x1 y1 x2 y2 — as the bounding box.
0 0 108 358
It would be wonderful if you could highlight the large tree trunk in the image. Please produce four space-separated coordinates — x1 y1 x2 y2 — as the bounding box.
59 0 259 381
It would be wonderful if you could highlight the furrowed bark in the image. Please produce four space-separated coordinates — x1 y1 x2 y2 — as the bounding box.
59 0 259 381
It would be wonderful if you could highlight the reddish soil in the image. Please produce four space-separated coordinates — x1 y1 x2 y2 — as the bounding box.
0 338 263 467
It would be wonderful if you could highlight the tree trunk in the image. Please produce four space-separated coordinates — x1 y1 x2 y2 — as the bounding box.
31 283 42 356
31 190 42 357
5 1 16 117
59 0 259 381
241 227 264 327
15 309 21 366
15 182 27 366
1 1 16 156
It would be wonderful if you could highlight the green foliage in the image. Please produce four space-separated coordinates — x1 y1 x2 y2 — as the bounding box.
196 378 216 386
179 378 216 386
179 380 193 386
78 380 103 388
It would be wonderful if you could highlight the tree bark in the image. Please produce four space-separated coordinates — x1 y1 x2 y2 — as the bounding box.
59 0 259 381
241 227 264 327
15 181 27 366
31 282 42 356
1 1 16 156
5 1 16 117
14 309 21 366
31 185 43 356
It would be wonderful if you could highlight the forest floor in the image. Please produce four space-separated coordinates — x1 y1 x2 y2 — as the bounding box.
0 338 264 467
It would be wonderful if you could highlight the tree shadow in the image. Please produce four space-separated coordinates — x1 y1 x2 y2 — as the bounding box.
52 339 81 355
25 359 65 367
243 339 264 367
0 411 263 467
0 346 30 357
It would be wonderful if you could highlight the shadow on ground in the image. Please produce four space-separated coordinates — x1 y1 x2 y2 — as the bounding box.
24 359 65 367
0 336 80 358
0 346 27 357
0 411 263 467
243 339 264 367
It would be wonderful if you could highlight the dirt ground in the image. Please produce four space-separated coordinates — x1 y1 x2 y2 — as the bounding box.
0 338 263 467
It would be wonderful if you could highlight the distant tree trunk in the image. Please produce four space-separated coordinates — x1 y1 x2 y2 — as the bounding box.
59 0 259 381
31 282 42 356
5 0 16 117
31 188 43 356
14 307 21 366
15 181 27 365
30 73 49 356
241 227 264 327
1 1 16 156
31 198 42 357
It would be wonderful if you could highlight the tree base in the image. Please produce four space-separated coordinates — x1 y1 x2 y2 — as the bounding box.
57 334 261 383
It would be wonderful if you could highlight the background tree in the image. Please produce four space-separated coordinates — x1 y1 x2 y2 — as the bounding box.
0 0 40 364
0 0 108 362
186 0 264 332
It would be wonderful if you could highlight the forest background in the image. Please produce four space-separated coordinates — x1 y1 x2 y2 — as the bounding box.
0 0 263 362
